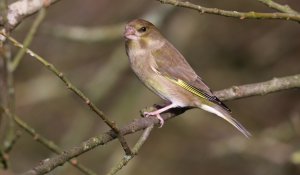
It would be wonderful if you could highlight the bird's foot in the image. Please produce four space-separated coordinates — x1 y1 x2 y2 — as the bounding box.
144 111 164 128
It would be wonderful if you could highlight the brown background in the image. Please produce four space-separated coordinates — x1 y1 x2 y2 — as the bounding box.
4 0 300 174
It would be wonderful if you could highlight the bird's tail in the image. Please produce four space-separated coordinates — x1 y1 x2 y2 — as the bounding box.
199 104 251 138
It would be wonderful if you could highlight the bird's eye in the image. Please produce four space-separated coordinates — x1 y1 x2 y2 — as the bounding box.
138 27 147 33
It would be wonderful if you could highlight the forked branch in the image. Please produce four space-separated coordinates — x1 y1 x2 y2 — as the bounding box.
22 73 300 175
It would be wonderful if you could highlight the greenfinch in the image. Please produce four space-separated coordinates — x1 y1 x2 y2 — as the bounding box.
124 19 250 137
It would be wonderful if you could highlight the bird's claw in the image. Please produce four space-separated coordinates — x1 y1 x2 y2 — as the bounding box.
143 112 164 128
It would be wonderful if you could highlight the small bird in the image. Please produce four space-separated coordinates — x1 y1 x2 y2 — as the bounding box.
124 19 250 137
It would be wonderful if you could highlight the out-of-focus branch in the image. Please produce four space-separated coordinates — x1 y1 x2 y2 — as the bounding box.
106 125 154 175
0 149 8 169
45 5 174 43
0 108 97 175
0 32 133 156
157 0 300 23
8 6 175 106
291 151 300 165
0 0 60 31
209 118 298 165
0 0 9 169
0 0 8 24
0 3 17 165
257 0 299 14
0 4 47 169
3 130 21 153
47 23 124 42
3 43 15 153
10 8 46 71
22 74 300 175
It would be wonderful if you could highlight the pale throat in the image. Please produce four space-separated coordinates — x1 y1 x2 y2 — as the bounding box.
130 37 163 52
128 40 163 73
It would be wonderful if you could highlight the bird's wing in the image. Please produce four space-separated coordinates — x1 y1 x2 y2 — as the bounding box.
152 41 231 112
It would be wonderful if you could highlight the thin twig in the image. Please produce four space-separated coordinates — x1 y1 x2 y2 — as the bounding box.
3 47 15 151
21 74 300 175
3 10 46 153
0 0 9 169
11 8 46 71
157 0 300 23
0 149 8 169
106 125 154 175
0 107 97 175
0 3 46 169
1 24 16 164
0 0 9 123
0 32 133 155
257 0 299 14
4 130 21 153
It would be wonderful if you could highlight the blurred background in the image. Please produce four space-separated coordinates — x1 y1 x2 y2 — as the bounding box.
1 0 300 174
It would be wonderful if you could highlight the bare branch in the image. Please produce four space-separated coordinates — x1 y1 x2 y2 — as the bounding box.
106 125 154 175
0 150 8 169
47 23 124 43
215 75 300 101
1 0 61 31
10 8 46 71
156 0 300 23
257 0 299 14
0 32 133 155
44 5 174 43
22 74 300 175
12 112 96 175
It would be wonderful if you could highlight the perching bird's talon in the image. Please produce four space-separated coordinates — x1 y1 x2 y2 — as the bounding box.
143 112 164 127
143 112 150 118
156 114 164 128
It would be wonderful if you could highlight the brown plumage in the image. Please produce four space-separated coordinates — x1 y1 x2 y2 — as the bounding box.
124 19 250 137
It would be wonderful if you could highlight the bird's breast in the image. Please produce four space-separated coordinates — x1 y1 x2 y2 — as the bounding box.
127 44 196 107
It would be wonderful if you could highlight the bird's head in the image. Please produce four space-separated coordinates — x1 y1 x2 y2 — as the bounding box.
124 19 159 41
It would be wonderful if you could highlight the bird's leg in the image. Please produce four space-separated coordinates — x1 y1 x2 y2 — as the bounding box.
144 103 177 127
153 100 171 109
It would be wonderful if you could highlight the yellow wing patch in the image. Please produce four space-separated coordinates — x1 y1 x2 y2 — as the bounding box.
166 77 208 100
166 76 231 112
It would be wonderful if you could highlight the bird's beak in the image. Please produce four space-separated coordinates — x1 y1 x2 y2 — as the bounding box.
124 26 138 40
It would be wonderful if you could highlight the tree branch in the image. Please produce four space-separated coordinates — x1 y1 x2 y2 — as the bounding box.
44 5 174 43
156 0 300 23
106 125 154 175
214 75 300 101
256 0 299 14
10 8 46 71
22 74 300 175
46 23 124 43
0 32 133 156
0 0 61 31
4 110 97 175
